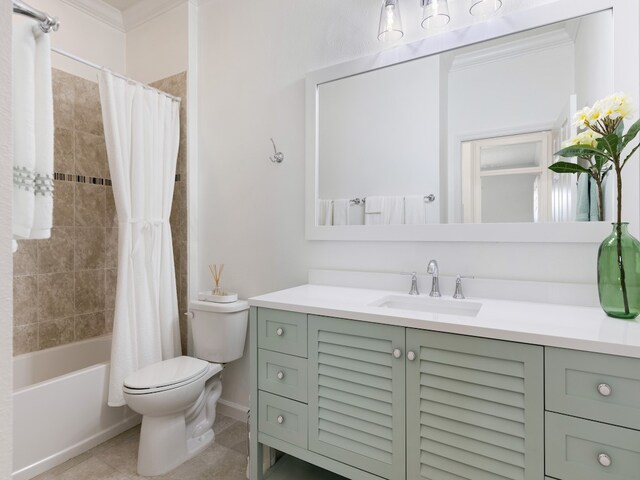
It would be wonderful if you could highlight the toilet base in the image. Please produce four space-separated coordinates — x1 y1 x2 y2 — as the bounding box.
135 374 223 476
137 413 190 476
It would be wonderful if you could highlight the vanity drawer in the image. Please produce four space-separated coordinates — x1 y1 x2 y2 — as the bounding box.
258 308 308 357
545 347 640 429
258 349 308 403
546 412 640 480
258 391 308 449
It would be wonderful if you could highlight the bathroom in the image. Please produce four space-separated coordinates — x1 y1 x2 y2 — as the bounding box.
2 0 640 479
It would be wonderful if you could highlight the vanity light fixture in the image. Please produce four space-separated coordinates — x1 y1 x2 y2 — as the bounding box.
421 0 450 29
378 0 404 43
469 0 502 16
379 0 503 40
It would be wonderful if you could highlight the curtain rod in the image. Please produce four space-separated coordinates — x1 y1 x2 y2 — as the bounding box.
13 0 59 33
52 48 181 103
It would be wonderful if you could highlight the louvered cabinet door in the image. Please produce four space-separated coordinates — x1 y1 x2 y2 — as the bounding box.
308 316 406 480
406 330 544 480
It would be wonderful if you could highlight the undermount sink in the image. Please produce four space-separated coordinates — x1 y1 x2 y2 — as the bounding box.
370 295 482 318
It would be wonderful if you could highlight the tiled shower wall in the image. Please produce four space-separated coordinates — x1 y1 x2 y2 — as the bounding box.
12 69 188 355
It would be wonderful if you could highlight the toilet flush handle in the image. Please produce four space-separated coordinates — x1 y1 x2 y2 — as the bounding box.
184 311 194 320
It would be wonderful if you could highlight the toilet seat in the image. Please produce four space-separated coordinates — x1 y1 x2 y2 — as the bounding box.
123 356 218 395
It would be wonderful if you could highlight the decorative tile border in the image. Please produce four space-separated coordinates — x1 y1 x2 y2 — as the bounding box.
53 173 183 186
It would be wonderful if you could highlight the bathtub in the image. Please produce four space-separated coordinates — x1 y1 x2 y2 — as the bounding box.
12 336 140 480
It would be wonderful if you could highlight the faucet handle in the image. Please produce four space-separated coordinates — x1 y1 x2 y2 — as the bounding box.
453 275 474 300
408 271 420 296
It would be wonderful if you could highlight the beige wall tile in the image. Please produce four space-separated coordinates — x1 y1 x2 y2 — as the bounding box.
104 309 114 334
74 78 103 136
105 228 118 269
13 275 38 326
75 312 106 341
75 227 106 270
14 324 38 355
105 188 118 228
176 140 187 176
39 318 75 350
75 270 105 315
53 80 74 130
54 127 74 173
13 240 38 276
38 272 75 321
37 227 74 274
75 184 105 227
52 68 78 85
75 131 107 178
53 180 74 226
105 268 117 311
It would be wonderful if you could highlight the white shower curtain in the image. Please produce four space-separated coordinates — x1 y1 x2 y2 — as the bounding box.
99 71 182 407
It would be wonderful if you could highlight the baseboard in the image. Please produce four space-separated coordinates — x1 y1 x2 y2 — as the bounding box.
12 414 141 480
217 398 249 422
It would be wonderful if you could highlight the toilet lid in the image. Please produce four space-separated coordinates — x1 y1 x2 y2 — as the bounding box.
123 356 210 391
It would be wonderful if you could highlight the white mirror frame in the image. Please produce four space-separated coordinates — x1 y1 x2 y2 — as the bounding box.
305 0 639 242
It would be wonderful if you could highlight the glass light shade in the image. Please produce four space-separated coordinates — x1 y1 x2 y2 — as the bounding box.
421 0 450 29
469 0 502 16
378 0 404 43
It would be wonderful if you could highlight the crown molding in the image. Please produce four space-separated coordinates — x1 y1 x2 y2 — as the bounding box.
58 0 125 32
122 0 188 31
59 0 194 33
450 28 575 71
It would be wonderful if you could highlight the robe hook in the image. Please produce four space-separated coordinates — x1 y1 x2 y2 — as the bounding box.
270 138 284 164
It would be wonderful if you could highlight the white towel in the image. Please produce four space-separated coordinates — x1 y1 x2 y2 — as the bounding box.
318 200 333 226
333 199 349 226
383 196 405 224
365 196 384 225
12 17 54 242
404 195 425 224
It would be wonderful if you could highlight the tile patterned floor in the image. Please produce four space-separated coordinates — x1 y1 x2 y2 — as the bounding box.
34 415 249 480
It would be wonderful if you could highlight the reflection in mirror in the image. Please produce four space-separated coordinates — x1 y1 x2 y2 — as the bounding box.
316 10 613 226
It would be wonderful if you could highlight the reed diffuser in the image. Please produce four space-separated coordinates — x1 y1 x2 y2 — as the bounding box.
209 264 225 296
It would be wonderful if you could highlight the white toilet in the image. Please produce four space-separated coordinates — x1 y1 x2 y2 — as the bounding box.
122 299 249 477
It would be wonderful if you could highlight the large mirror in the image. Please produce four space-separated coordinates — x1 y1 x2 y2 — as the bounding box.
306 0 640 241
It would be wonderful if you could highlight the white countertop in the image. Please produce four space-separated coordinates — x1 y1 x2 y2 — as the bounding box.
250 284 640 358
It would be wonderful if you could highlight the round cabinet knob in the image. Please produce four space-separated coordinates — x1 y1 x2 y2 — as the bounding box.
393 348 402 359
276 371 285 380
597 383 612 397
277 415 284 424
276 328 284 336
407 351 416 361
598 453 612 467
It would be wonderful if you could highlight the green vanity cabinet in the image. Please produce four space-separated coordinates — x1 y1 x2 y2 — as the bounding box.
252 306 626 480
406 329 544 480
307 316 406 480
544 348 640 480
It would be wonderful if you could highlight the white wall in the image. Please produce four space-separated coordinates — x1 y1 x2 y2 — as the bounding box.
0 0 13 476
126 3 189 84
27 0 126 81
197 0 600 411
574 10 614 109
318 55 440 203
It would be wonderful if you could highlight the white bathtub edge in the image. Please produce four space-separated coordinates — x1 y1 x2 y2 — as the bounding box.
12 414 141 480
217 399 249 422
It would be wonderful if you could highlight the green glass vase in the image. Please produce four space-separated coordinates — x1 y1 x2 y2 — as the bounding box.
597 223 640 319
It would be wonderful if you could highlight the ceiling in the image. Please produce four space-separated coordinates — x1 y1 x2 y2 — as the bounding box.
100 0 146 11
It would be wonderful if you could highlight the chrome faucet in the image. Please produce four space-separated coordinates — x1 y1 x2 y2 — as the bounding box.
426 259 441 297
408 272 419 295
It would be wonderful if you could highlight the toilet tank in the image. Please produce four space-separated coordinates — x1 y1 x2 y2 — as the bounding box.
188 300 249 363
